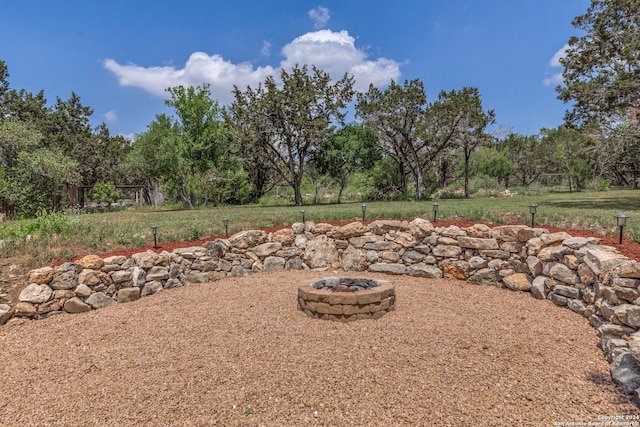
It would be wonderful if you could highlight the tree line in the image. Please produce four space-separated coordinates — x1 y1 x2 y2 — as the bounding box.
0 0 637 217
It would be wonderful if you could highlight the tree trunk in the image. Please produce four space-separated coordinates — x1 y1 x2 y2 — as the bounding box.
337 175 347 204
293 175 304 206
413 169 424 200
464 151 471 198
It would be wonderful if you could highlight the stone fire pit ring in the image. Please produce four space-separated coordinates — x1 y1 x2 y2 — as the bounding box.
297 277 395 322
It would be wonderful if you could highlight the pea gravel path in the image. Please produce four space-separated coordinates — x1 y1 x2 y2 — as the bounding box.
1 270 638 426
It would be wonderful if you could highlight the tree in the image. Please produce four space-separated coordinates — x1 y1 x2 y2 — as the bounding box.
440 87 495 198
539 126 592 191
558 0 640 183
312 123 381 203
228 64 355 206
502 133 547 186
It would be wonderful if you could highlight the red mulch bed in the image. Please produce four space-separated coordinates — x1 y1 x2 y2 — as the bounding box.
78 219 640 264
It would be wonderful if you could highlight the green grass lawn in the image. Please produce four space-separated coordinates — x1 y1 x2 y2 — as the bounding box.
0 189 638 270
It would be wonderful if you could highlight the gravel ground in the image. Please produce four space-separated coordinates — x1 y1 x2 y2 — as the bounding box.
1 270 639 426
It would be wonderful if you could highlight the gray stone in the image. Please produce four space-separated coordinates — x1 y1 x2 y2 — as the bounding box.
615 260 640 279
28 266 55 285
567 299 587 315
437 236 459 245
251 242 282 257
601 300 618 321
169 263 182 279
78 269 101 286
141 281 163 297
285 256 304 270
432 245 462 258
541 232 573 246
469 268 498 285
103 255 127 265
490 225 528 242
13 302 37 318
85 292 116 309
37 299 61 315
611 351 640 395
74 284 92 298
348 235 382 248
230 265 252 277
303 235 338 269
227 230 267 250
439 225 466 238
408 218 435 238
117 287 141 303
131 250 163 268
614 304 640 329
549 293 568 307
190 259 218 272
577 263 596 286
406 263 443 278
263 256 285 272
549 263 579 285
401 250 428 264
146 266 169 281
365 250 378 263
369 220 407 235
457 236 499 250
163 278 182 289
553 284 580 299
333 222 367 239
613 277 640 289
468 256 488 269
531 276 547 299
50 270 79 290
184 271 227 283
599 323 637 349
368 263 406 275
340 246 367 272
130 267 146 286
19 283 53 304
363 240 398 251
526 256 543 277
562 236 600 249
584 247 627 276
0 304 14 324
63 297 91 313
111 270 133 284
478 250 511 259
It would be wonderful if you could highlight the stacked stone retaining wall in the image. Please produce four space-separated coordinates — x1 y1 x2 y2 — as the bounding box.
2 218 640 401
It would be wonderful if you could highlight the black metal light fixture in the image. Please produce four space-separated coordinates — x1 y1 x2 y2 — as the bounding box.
300 209 305 223
222 218 229 238
361 204 367 221
529 204 538 228
615 213 630 244
432 202 439 222
150 225 159 249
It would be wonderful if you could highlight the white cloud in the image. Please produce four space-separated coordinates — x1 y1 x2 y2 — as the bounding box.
550 43 569 67
104 29 401 102
308 6 330 30
543 73 563 87
261 40 271 56
104 110 117 122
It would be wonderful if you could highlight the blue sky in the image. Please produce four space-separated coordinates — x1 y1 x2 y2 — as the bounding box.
0 0 587 139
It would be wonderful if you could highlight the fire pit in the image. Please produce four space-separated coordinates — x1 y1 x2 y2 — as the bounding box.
297 277 395 322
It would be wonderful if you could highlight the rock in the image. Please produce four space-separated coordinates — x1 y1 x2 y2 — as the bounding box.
466 223 492 238
577 263 597 286
614 277 640 288
531 276 547 299
615 260 640 279
538 245 561 262
490 225 527 242
502 273 531 291
437 236 459 245
369 220 405 235
406 263 443 278
408 218 434 238
439 225 466 238
103 255 127 266
37 299 61 315
563 254 580 270
146 266 169 281
516 227 539 242
64 297 91 314
363 240 398 251
0 303 14 324
190 259 218 272
541 232 573 246
285 256 304 270
85 292 116 309
348 235 383 248
614 304 640 329
562 236 600 249
469 268 499 285
28 266 55 284
50 270 79 290
614 286 638 303
310 222 333 234
263 256 285 272
271 228 295 245
611 351 640 395
303 235 338 269
340 246 367 272
251 242 283 257
548 293 568 307
230 265 252 277
291 222 305 234
111 270 133 284
526 256 543 277
74 284 93 298
131 250 163 268
19 283 53 304
599 323 637 349
457 236 499 250
553 284 580 299
78 269 101 286
387 231 416 247
526 237 544 255
368 263 406 275
77 254 104 270
227 230 267 250
584 247 627 276
185 271 227 283
432 245 462 258
468 256 488 269
141 281 163 297
401 250 428 264
442 261 469 280
567 299 587 315
478 250 511 260
117 287 141 303
333 222 367 239
549 263 579 285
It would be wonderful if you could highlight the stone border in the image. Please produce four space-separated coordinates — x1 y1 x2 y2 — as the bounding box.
2 218 640 404
297 278 395 322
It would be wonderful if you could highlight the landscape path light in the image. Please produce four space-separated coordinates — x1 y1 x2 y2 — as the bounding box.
529 204 538 228
222 218 229 238
361 204 367 221
150 225 159 249
615 213 630 244
300 209 305 223
432 202 439 222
